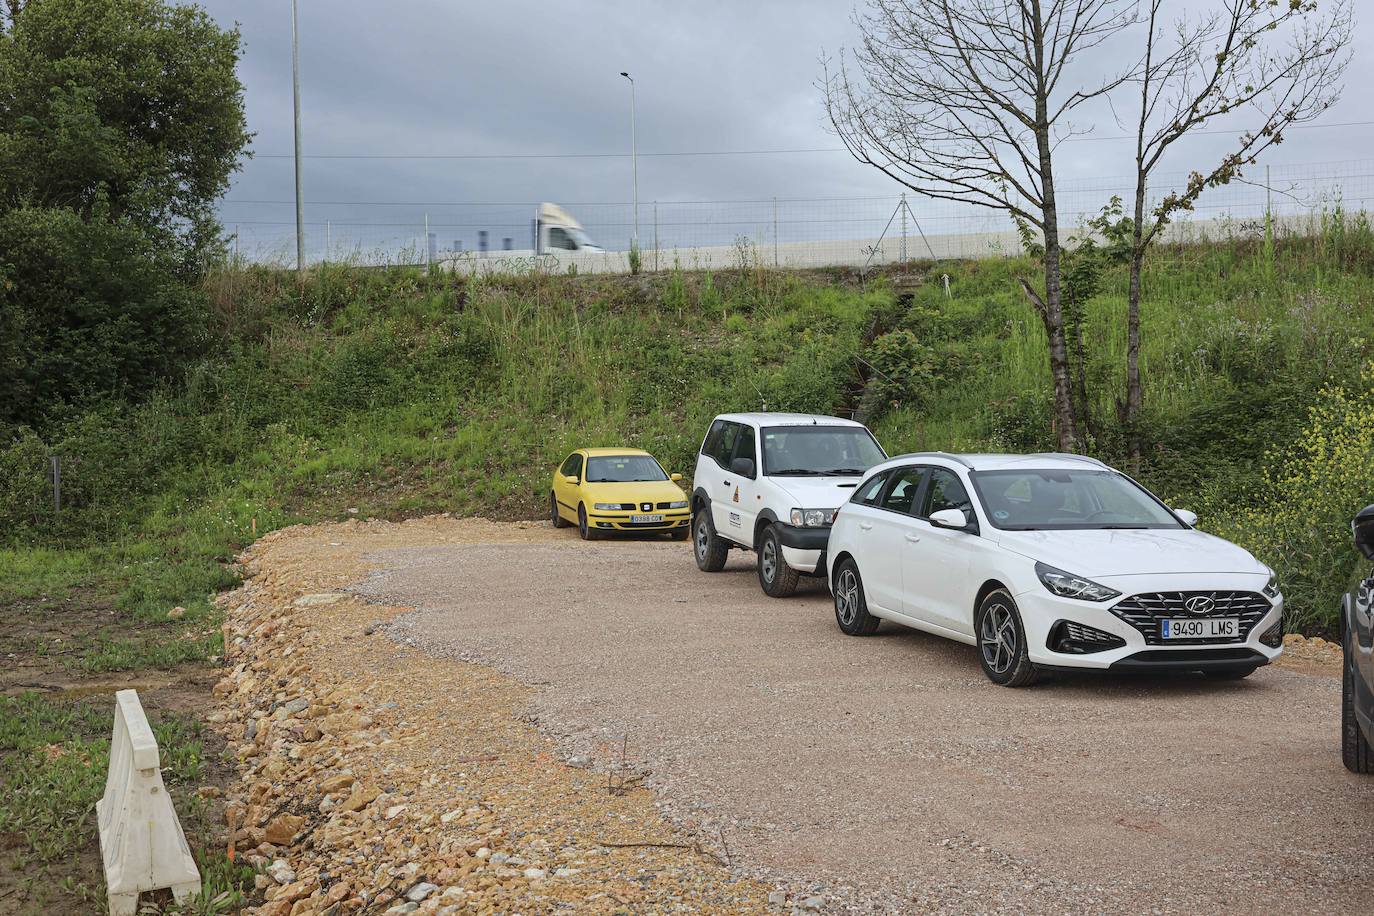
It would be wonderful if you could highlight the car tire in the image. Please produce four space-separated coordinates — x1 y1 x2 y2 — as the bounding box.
577 504 600 541
975 589 1038 687
550 492 569 528
1343 644 1374 773
757 524 800 598
832 558 879 636
693 506 729 572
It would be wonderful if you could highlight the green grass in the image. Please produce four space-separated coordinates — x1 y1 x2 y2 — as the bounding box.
0 691 252 914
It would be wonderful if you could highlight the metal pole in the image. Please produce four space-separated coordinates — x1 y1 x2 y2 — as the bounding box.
51 455 61 513
424 212 430 270
773 197 779 267
900 193 908 263
620 72 638 246
653 201 659 271
291 0 304 273
326 220 331 264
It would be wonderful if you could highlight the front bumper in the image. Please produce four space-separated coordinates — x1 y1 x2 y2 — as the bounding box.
586 509 690 532
1017 580 1284 671
776 523 830 575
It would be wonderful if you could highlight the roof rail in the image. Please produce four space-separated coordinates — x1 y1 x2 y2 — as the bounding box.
1030 452 1111 469
888 451 974 468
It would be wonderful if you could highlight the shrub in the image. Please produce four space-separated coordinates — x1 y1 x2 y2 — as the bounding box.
1207 366 1374 635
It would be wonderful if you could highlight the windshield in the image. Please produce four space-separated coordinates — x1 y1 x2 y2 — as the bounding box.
761 425 886 476
970 469 1183 530
585 455 668 483
568 228 596 247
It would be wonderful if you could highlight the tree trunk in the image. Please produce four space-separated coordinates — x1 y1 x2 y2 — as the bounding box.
1033 113 1078 449
1125 176 1147 467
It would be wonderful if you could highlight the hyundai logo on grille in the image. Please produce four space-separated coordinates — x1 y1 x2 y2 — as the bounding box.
1184 595 1216 615
641 502 652 512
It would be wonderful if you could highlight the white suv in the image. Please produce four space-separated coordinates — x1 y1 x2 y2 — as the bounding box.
691 413 887 596
826 452 1284 685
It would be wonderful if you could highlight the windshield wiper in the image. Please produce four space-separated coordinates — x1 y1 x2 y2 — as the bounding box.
820 468 868 476
1096 524 1149 529
768 468 825 476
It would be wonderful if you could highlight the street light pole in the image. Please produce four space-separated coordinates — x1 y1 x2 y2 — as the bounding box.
291 0 304 274
619 71 638 246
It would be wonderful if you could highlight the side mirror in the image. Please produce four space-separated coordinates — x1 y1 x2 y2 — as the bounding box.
1354 504 1374 560
1174 508 1198 526
929 508 968 530
729 456 755 478
564 475 579 485
670 473 683 482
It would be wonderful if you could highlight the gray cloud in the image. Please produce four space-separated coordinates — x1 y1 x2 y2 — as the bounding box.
205 0 1372 259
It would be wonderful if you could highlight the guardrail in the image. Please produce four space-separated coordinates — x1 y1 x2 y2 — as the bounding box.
97 689 201 916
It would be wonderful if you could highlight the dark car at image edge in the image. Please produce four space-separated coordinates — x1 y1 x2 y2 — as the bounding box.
1342 503 1374 773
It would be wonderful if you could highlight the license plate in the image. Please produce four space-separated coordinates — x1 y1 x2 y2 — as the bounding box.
631 514 664 523
1161 617 1239 639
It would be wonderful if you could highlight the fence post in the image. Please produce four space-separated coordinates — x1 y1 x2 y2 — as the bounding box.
773 196 779 268
900 193 908 264
50 455 61 513
654 201 659 272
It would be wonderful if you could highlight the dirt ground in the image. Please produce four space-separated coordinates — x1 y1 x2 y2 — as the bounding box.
222 515 1374 914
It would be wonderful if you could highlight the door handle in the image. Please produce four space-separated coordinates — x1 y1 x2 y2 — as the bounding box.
858 522 873 531
905 533 921 543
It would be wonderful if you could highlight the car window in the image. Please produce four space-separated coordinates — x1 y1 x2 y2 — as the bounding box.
714 422 741 467
734 425 756 464
586 455 667 482
760 425 886 476
702 420 725 459
852 470 889 505
922 468 974 520
970 468 1182 530
559 453 579 477
880 466 925 515
547 227 576 250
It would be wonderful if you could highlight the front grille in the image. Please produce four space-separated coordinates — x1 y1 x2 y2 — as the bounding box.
1110 591 1272 646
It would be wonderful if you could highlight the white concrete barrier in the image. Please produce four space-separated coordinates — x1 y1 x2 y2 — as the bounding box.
97 689 201 916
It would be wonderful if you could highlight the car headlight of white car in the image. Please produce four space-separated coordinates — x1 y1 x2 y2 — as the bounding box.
1035 562 1121 602
790 508 834 527
1262 571 1280 599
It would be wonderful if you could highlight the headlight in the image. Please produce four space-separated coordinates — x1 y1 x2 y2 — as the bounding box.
789 508 834 527
1262 572 1280 599
1035 562 1121 602
593 502 624 511
667 500 688 509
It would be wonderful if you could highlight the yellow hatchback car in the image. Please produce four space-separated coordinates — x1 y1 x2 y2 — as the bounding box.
550 448 691 540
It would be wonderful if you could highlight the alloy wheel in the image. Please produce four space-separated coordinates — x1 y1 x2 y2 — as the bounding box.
695 516 710 559
760 537 777 583
835 567 859 626
979 601 1018 676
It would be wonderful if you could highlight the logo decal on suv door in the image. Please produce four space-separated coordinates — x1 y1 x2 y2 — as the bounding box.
1184 595 1216 615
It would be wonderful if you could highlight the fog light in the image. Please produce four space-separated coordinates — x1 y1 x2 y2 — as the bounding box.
1049 620 1126 655
1260 617 1283 649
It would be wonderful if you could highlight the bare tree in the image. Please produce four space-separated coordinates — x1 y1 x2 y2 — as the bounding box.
823 0 1138 450
1118 0 1351 461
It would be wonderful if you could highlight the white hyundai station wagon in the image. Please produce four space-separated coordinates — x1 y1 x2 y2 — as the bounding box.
826 452 1284 686
691 413 887 597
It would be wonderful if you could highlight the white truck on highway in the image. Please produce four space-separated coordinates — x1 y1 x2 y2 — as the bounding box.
534 202 603 254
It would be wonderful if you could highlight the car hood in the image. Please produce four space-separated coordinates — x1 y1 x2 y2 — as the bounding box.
993 527 1268 578
766 475 862 511
582 480 687 503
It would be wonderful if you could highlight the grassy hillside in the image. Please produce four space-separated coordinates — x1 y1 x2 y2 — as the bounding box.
4 212 1374 667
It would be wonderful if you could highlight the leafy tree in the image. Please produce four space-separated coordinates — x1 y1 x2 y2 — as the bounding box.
823 0 1137 451
0 0 248 429
1117 0 1351 462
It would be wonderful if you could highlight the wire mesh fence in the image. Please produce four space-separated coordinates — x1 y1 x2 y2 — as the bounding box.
223 157 1374 272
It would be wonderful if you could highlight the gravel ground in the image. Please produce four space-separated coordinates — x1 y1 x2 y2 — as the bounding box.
363 524 1374 915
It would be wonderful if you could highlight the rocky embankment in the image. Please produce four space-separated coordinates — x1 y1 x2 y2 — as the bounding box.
212 518 776 915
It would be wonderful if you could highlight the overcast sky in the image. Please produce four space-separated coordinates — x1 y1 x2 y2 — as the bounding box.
203 0 1371 258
